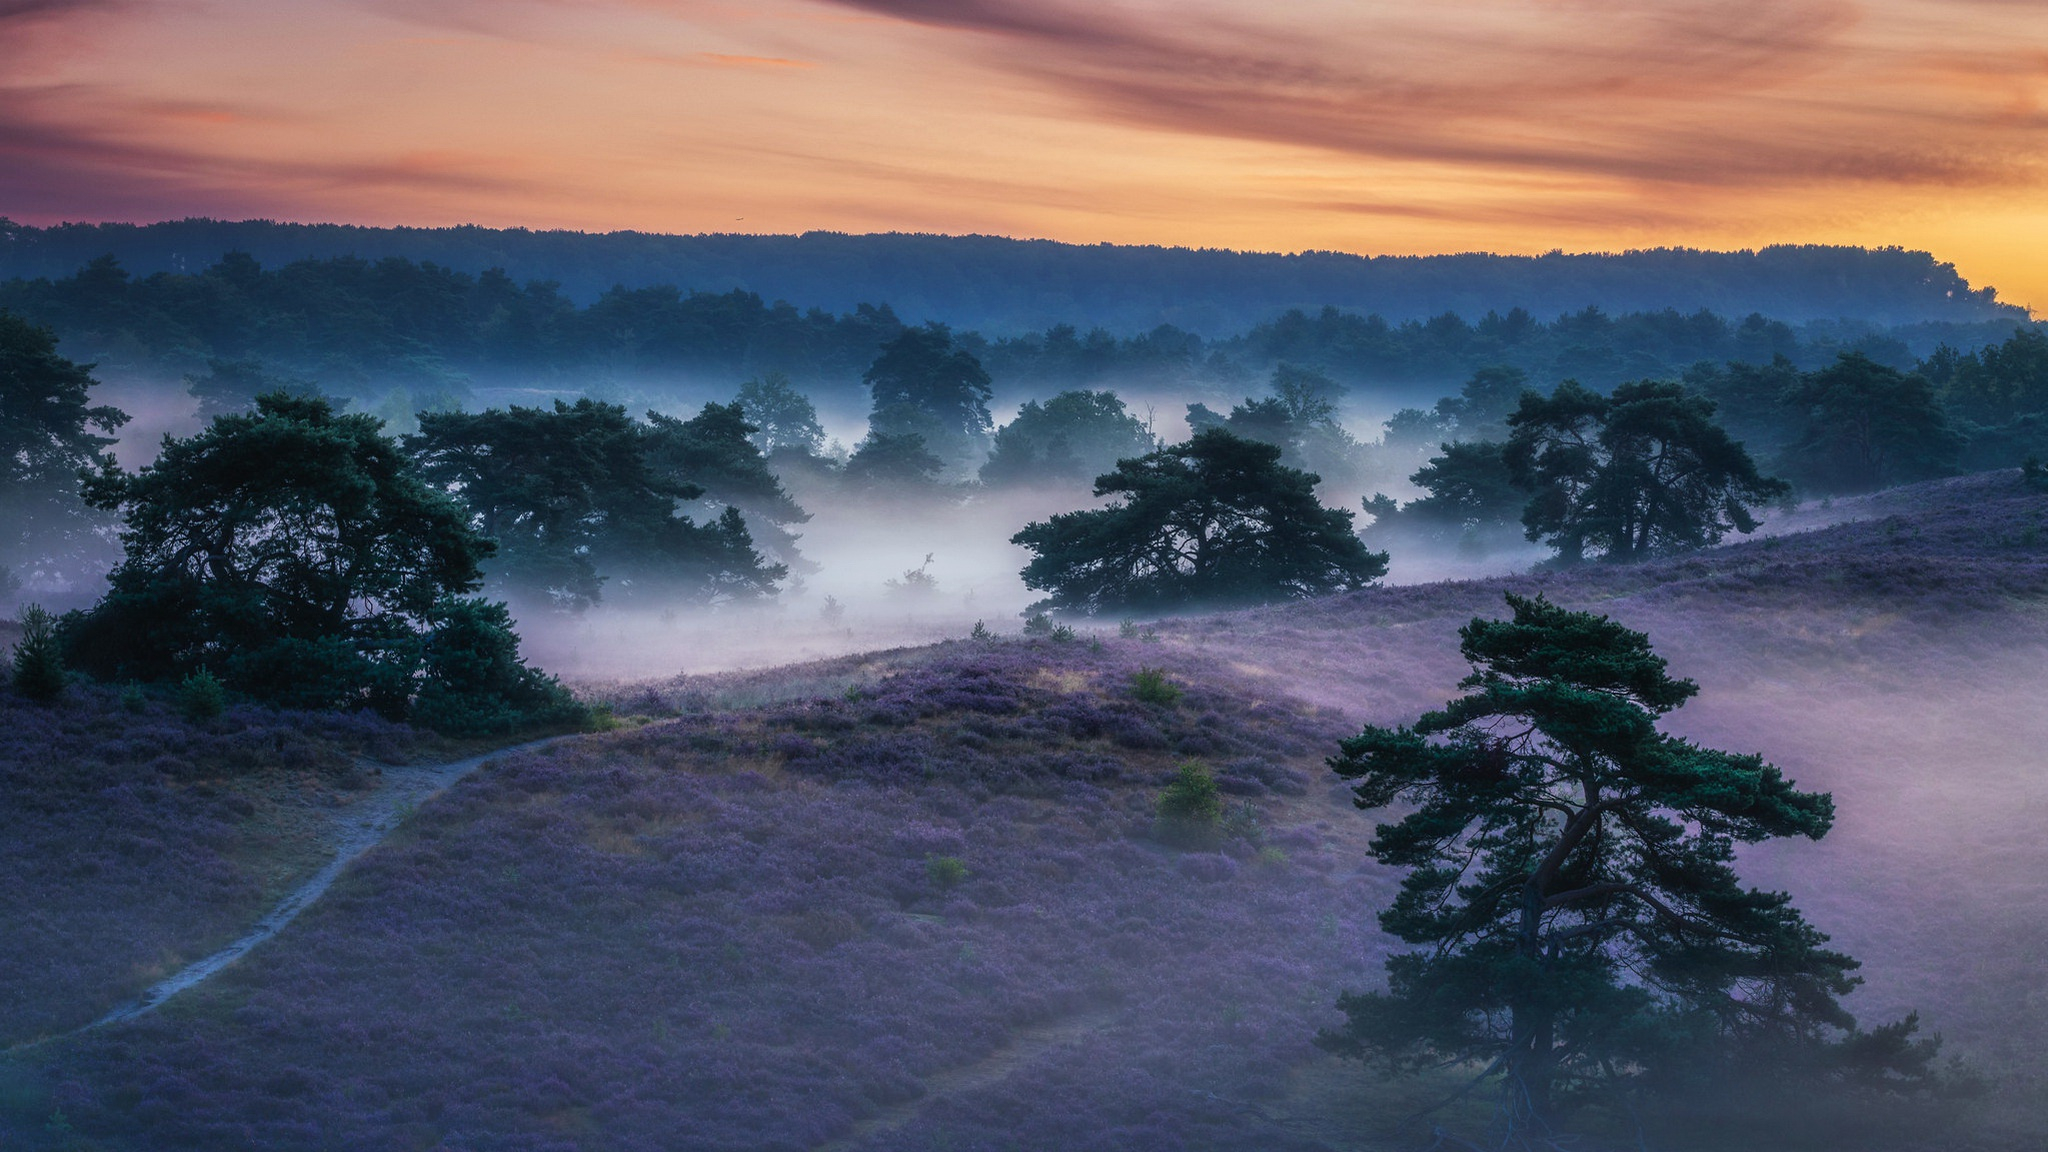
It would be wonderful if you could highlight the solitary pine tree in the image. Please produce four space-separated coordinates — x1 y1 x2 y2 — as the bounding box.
1321 594 1941 1140
1013 428 1386 615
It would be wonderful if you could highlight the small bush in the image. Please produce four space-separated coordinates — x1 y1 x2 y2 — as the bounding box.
2024 456 2048 492
9 604 66 702
819 595 846 626
1049 624 1076 643
178 669 226 721
120 682 147 713
1130 667 1182 706
1118 619 1140 639
1156 762 1223 847
969 620 992 642
925 855 969 888
1022 612 1053 637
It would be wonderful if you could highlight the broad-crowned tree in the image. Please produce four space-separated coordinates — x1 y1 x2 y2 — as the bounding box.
734 371 826 456
0 311 127 597
979 389 1155 488
61 393 539 718
1506 380 1788 563
1013 428 1387 615
642 401 814 574
863 323 993 470
409 399 785 611
1361 440 1527 555
1320 594 1941 1137
1780 353 1962 494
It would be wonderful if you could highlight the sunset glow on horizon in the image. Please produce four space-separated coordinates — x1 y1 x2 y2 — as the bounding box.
3 0 2046 311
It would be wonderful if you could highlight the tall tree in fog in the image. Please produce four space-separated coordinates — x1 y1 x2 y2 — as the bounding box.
1360 439 1527 555
1779 353 1962 494
1012 428 1386 615
0 312 127 597
734 371 826 456
1506 381 1788 563
408 400 785 612
863 323 993 471
1321 593 1943 1135
642 401 814 573
979 389 1156 488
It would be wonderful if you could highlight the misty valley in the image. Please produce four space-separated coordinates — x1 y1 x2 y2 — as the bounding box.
3 235 2046 1152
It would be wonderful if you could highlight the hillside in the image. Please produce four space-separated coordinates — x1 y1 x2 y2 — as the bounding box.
0 220 2024 333
3 470 2044 1150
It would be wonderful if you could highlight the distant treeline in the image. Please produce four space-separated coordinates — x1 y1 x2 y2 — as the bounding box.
0 250 2027 406
0 217 2024 333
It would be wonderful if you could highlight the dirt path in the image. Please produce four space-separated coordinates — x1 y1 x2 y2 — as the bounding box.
812 1007 1123 1152
84 737 567 1031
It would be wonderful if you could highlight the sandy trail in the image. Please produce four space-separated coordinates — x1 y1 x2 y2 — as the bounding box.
82 737 567 1031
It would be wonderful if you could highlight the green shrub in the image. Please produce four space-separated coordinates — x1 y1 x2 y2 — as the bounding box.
1118 618 1140 638
1022 611 1053 636
178 669 226 720
409 597 589 736
9 605 66 702
925 855 969 888
120 682 147 713
969 619 992 642
1158 762 1221 822
1130 667 1182 705
1049 624 1076 643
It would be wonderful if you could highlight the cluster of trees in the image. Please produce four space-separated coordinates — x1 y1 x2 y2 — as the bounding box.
0 248 2028 419
1363 328 2048 558
2 218 2017 330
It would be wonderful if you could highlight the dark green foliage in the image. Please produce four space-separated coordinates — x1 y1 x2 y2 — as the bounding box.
1320 593 1938 1128
409 399 785 610
864 323 993 469
66 393 490 705
408 598 586 737
733 371 826 455
1021 611 1053 636
119 682 145 713
1681 353 1804 459
642 401 813 573
177 670 225 721
0 311 127 593
184 356 323 417
842 431 945 492
1129 667 1181 706
1363 439 1528 553
1781 353 1963 494
979 389 1155 487
1185 363 1369 492
1929 325 2048 425
925 855 969 888
9 604 65 701
2024 457 2048 492
1506 380 1789 563
1156 762 1221 825
1013 429 1388 615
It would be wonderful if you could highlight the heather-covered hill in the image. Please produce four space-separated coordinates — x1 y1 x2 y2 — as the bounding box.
0 689 435 1047
3 470 2044 1150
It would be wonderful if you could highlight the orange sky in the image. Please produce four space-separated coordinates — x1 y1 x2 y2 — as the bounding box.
2 0 2045 313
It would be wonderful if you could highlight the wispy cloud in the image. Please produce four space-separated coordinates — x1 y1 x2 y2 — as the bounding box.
819 0 2047 190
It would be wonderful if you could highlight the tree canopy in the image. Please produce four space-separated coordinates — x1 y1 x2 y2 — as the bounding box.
1012 428 1387 616
0 311 127 598
408 399 785 611
1505 380 1788 563
1320 593 1940 1133
61 393 579 730
979 389 1156 488
642 401 814 573
863 322 994 470
733 371 826 456
1780 353 1963 494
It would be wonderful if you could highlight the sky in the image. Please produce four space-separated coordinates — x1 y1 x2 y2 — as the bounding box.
2 0 2046 311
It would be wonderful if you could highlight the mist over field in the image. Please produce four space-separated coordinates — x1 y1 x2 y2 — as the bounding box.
6 224 2048 1152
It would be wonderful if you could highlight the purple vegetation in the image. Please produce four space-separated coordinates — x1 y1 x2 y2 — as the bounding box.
0 684 431 1045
